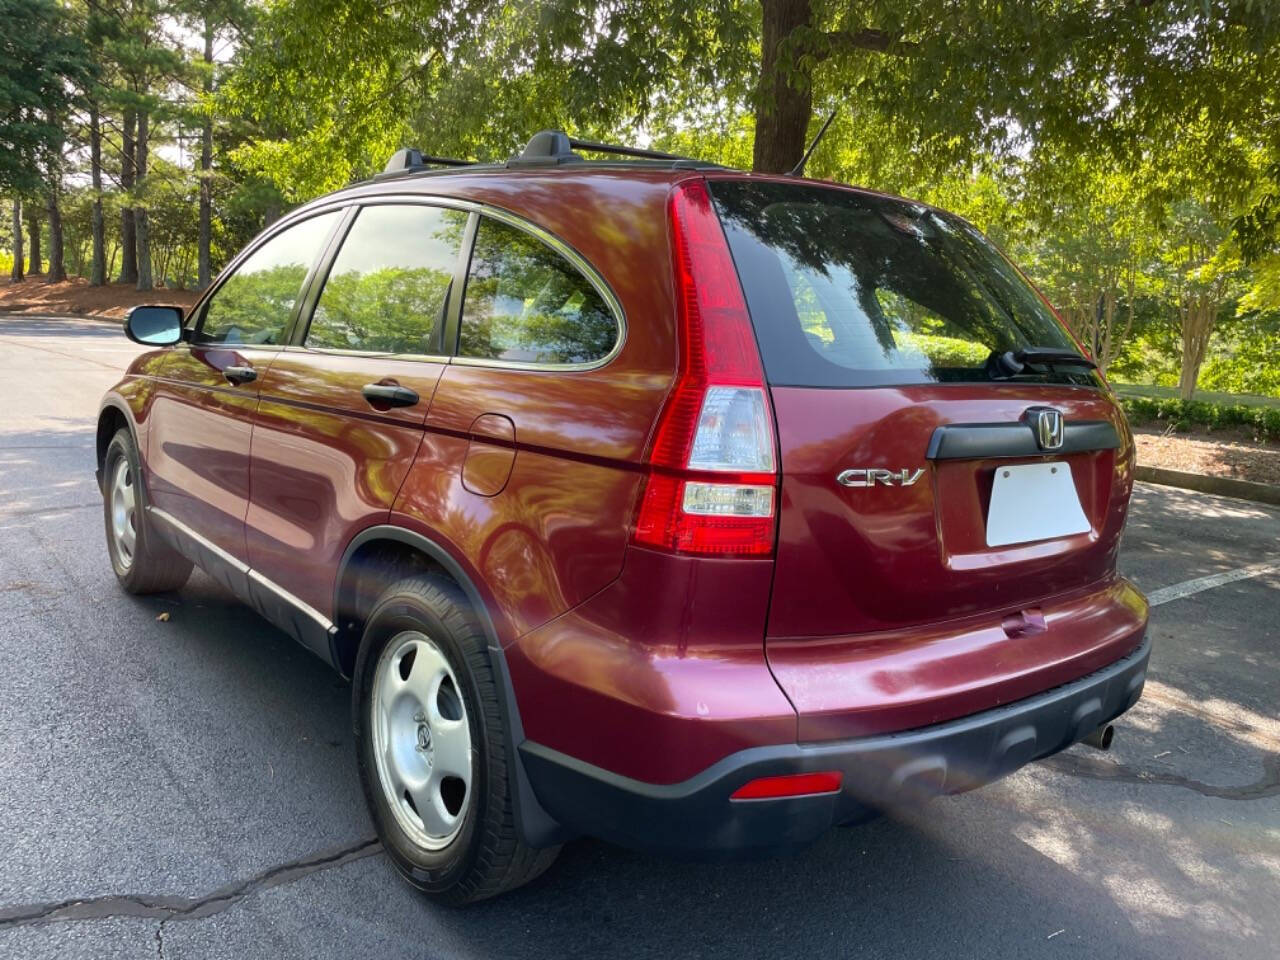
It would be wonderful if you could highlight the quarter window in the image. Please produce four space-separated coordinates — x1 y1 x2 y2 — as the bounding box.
459 217 617 365
306 205 468 354
197 211 340 346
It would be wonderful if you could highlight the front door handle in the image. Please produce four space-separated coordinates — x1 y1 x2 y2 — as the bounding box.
362 382 420 408
223 365 257 385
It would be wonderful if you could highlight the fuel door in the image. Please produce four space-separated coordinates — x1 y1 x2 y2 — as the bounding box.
462 413 516 497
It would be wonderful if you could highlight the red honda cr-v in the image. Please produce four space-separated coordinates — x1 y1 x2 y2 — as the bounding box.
98 131 1149 903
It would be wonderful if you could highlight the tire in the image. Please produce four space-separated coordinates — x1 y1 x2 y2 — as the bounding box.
102 429 193 594
353 573 559 904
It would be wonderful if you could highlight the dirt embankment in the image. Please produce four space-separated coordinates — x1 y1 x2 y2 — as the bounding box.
0 276 200 320
1133 426 1280 486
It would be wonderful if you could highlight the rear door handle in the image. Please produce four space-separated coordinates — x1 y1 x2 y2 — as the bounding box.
223 365 257 385
362 383 420 408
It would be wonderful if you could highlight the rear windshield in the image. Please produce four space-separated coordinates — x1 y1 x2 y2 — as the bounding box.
709 180 1096 388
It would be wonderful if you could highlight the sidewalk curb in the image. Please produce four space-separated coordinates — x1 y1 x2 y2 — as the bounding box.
1136 465 1280 506
0 309 122 325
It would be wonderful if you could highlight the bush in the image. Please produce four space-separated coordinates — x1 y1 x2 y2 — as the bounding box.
1118 395 1280 441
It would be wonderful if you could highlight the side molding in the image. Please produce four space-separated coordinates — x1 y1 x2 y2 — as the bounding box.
147 506 337 665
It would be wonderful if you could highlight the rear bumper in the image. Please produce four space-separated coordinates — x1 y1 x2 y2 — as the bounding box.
520 634 1149 856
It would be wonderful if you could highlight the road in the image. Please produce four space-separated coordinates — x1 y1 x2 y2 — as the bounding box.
0 314 1277 959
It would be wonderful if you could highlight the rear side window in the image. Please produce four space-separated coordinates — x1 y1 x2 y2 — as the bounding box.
197 211 340 346
306 204 468 354
458 216 618 365
709 181 1092 388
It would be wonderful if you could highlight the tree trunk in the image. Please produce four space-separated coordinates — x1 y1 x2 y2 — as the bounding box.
10 200 23 281
119 107 138 284
135 110 153 291
198 19 214 289
46 188 65 283
753 0 814 173
89 100 106 286
1177 294 1217 401
27 213 42 275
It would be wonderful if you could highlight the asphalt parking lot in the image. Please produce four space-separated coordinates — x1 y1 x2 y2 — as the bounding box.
0 314 1277 959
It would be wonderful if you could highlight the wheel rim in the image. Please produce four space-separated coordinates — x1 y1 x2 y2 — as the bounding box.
109 456 137 570
371 631 473 851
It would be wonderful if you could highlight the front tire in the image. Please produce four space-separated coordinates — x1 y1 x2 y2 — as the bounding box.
102 428 192 594
353 574 559 904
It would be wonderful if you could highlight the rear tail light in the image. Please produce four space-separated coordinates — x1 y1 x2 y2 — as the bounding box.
631 179 778 558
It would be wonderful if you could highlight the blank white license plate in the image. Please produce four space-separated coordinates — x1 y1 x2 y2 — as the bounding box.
986 462 1090 547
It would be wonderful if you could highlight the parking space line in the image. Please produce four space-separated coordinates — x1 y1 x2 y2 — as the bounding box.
1146 561 1279 607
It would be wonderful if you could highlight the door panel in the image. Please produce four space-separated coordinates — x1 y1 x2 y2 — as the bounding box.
147 344 276 565
245 202 467 616
245 351 445 614
144 209 344 565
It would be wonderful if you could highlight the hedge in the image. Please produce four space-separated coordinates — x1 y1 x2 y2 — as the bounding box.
1118 395 1280 441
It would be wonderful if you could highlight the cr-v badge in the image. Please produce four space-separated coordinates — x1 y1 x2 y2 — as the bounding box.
837 468 925 488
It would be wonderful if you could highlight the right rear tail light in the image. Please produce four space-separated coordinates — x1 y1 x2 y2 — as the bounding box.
631 179 778 558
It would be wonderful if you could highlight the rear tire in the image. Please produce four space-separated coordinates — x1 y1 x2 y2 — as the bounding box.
353 573 559 904
102 429 192 594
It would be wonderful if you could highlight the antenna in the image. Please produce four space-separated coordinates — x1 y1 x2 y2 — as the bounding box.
788 110 838 177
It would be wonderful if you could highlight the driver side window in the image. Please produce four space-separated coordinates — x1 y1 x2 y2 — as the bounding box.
197 211 341 346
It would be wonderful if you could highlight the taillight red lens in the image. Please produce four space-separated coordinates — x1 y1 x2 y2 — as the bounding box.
631 179 778 558
730 771 844 801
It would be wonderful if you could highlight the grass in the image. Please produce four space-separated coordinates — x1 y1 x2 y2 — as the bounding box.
1112 382 1280 409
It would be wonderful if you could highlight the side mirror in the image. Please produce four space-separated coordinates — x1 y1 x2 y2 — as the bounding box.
124 305 184 346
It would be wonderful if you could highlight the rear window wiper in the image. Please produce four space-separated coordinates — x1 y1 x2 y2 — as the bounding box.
987 346 1096 378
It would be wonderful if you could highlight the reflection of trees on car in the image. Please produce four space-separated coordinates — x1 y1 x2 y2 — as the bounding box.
311 266 453 353
461 221 615 364
202 263 311 343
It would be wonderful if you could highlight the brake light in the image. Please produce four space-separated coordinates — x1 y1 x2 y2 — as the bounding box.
632 179 778 558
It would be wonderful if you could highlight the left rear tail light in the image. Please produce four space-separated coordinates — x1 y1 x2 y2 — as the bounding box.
631 179 778 558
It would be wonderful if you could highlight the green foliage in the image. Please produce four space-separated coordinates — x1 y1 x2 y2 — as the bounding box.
1118 395 1280 441
0 0 89 194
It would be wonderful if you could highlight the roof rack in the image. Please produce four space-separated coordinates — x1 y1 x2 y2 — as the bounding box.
373 147 477 181
370 131 717 183
507 130 704 167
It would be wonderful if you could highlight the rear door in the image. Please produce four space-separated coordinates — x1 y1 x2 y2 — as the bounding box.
709 178 1133 641
244 202 466 637
393 209 642 640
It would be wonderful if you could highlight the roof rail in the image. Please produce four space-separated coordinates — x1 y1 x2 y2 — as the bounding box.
507 130 698 167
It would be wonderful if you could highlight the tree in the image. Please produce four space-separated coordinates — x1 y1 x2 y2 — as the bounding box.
26 208 41 275
9 199 22 281
226 0 1280 189
0 0 86 195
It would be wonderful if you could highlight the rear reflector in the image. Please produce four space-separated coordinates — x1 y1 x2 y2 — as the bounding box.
730 771 844 801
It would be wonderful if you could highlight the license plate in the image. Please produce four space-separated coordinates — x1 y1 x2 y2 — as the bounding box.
986 462 1090 547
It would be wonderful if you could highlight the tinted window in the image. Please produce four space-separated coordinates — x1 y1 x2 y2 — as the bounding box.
459 217 617 365
709 181 1093 388
198 212 340 346
306 205 467 354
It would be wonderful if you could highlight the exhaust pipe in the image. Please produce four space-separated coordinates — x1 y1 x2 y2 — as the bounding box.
1082 724 1115 751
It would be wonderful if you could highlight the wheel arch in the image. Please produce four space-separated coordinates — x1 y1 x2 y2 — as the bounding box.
95 399 136 492
334 524 568 847
332 525 504 679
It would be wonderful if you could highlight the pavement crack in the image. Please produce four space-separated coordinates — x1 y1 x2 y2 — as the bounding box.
1042 751 1280 800
155 919 165 958
0 837 381 929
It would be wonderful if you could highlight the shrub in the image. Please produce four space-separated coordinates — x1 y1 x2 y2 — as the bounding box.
1117 395 1280 441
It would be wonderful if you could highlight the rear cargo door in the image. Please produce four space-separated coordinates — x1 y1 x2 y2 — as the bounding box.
709 178 1134 640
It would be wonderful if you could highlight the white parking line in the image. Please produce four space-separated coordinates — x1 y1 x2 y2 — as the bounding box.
1146 561 1279 607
